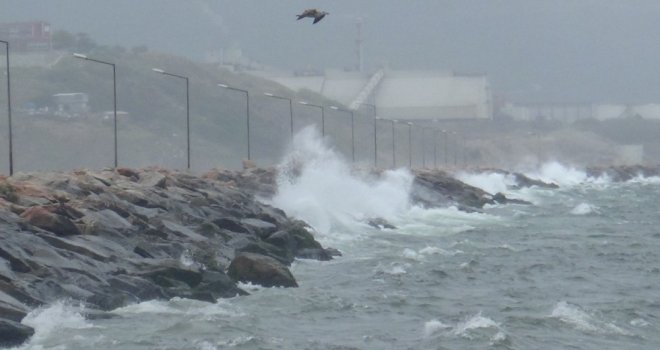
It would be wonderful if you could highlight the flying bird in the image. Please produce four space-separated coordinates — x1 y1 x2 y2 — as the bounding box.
296 9 329 24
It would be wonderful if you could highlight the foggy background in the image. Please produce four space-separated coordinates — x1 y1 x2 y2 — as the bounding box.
1 1 660 173
3 0 660 103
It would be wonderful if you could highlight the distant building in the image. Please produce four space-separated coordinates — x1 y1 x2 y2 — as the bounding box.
500 103 594 122
500 103 660 122
0 21 52 52
52 93 89 115
256 68 493 120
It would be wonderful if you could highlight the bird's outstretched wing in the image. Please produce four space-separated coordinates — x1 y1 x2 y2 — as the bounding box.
313 14 326 24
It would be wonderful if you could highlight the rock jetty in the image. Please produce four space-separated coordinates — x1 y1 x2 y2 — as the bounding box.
0 167 334 346
0 166 537 346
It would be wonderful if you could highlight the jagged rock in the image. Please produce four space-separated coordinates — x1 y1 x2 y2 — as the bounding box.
190 270 248 301
213 217 250 234
367 217 396 230
512 173 558 189
138 172 167 188
412 170 496 209
240 218 278 238
235 240 292 265
116 168 140 180
0 301 28 323
0 319 34 348
20 206 82 236
296 248 332 261
0 168 334 346
227 252 298 288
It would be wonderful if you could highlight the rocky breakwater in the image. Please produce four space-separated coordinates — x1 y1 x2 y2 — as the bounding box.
0 167 335 347
410 169 548 210
586 164 660 182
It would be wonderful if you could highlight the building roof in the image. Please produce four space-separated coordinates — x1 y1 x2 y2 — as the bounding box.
265 69 492 120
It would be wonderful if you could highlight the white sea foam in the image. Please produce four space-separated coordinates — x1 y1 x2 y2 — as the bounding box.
112 297 244 319
423 319 451 337
17 300 93 348
456 171 518 195
402 246 462 261
452 313 500 337
523 161 612 187
630 318 651 327
570 202 599 215
271 126 413 237
396 205 500 237
550 301 632 336
425 312 505 341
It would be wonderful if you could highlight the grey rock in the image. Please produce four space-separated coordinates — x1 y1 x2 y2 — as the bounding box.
0 319 34 348
240 218 278 238
227 252 298 288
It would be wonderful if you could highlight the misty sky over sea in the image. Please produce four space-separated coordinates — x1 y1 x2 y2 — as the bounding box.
2 0 660 103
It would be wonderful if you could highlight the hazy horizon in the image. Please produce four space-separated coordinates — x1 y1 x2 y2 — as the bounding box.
2 1 660 103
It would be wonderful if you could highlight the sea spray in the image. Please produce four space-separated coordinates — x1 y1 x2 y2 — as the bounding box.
19 300 93 347
456 171 518 195
271 127 413 235
524 161 611 186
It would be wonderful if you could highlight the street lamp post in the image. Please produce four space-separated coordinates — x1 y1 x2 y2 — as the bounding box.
421 127 427 168
390 119 397 168
74 53 117 168
363 103 378 167
374 117 379 167
298 101 325 136
330 106 355 162
218 84 251 160
433 129 438 169
442 130 448 166
153 68 190 169
452 131 458 166
406 122 413 168
264 92 293 140
1 40 12 175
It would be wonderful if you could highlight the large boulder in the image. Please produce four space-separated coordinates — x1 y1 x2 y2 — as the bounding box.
190 270 248 302
20 206 82 236
0 319 34 348
227 252 298 288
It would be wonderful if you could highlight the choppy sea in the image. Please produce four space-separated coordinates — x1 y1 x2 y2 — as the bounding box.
11 130 660 350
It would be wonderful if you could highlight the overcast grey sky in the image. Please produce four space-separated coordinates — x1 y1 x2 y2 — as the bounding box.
2 0 660 103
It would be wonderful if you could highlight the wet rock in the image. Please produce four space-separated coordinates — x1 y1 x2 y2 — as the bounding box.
367 217 396 230
0 319 34 348
227 252 298 288
213 217 250 234
512 173 558 189
412 170 495 209
0 301 28 323
295 248 332 261
240 218 278 239
20 206 82 236
139 172 167 188
191 270 248 301
141 265 203 289
116 168 140 180
158 220 207 242
235 240 292 265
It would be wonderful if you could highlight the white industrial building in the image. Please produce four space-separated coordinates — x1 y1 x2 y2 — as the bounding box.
258 69 493 121
500 103 660 122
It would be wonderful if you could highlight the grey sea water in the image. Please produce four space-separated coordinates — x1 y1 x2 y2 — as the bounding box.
11 132 660 350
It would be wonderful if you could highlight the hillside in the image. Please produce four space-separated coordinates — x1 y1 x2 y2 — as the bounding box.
0 47 350 173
